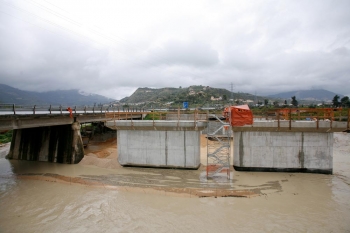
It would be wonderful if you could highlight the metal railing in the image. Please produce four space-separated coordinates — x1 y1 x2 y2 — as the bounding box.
0 103 150 115
253 108 350 130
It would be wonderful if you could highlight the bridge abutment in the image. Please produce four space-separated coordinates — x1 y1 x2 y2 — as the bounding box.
8 122 84 164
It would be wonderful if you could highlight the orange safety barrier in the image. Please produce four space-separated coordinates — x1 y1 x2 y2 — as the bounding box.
223 104 253 126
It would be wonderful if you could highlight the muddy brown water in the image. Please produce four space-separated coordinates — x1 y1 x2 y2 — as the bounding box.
0 133 350 232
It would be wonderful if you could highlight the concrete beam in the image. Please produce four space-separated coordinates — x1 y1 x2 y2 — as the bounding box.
166 114 208 120
0 113 112 131
232 120 348 132
106 120 208 131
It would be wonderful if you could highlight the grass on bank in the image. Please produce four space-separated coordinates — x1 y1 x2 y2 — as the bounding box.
0 130 12 144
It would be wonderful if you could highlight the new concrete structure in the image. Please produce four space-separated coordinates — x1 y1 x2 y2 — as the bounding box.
233 130 333 174
232 120 348 133
166 113 207 121
114 120 207 169
231 120 348 174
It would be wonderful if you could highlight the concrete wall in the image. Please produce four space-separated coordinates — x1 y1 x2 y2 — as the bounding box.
118 130 200 168
233 131 333 174
166 114 207 121
8 122 84 164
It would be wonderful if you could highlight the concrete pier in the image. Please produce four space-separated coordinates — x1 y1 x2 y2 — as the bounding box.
230 120 348 174
7 122 84 164
113 120 207 169
233 131 333 174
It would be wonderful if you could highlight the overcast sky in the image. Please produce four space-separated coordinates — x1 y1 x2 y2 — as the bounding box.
1 0 349 99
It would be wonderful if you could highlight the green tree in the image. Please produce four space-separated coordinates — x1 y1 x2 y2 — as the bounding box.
223 94 227 101
332 95 340 107
291 96 298 107
284 100 287 105
340 96 350 107
309 103 316 108
264 99 269 106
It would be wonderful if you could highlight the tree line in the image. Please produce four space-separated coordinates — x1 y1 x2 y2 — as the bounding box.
332 95 350 107
262 95 349 108
289 94 350 108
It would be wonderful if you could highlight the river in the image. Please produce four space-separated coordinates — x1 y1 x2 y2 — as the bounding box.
0 133 349 232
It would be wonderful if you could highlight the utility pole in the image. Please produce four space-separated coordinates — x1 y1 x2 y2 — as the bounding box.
231 82 234 104
255 91 257 106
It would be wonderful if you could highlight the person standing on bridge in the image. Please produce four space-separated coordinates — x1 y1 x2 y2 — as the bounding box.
66 107 73 118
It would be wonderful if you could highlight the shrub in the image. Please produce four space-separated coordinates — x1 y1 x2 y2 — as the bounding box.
0 130 12 144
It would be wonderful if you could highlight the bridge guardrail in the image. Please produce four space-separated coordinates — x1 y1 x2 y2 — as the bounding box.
0 104 218 116
251 108 350 131
0 104 152 115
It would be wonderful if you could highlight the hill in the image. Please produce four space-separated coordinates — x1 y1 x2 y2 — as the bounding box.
0 84 115 106
268 89 343 102
120 85 261 107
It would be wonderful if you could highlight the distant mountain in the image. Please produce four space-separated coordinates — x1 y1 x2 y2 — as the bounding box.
0 84 115 106
268 89 343 102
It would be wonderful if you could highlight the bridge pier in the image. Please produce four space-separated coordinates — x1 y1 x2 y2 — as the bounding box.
7 122 84 164
233 131 333 174
111 120 208 169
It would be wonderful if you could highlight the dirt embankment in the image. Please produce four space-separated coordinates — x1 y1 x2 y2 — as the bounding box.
79 138 122 169
0 142 11 158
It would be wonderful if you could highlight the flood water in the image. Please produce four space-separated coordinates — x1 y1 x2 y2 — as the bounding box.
0 133 350 232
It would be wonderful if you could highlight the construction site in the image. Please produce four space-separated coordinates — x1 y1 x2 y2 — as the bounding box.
3 105 350 197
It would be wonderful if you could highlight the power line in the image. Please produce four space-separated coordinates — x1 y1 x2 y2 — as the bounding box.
27 0 82 27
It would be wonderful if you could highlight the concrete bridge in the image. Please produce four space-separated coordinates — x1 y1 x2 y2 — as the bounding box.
0 112 145 131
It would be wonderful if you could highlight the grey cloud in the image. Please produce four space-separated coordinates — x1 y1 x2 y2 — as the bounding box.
0 0 349 100
146 40 219 67
0 15 110 93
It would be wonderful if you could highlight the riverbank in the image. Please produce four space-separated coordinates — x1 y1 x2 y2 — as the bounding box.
0 142 10 159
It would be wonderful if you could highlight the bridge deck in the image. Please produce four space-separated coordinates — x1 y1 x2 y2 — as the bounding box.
232 120 348 132
1 110 348 133
0 112 144 131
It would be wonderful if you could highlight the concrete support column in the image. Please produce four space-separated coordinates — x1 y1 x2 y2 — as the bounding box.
118 130 200 168
115 120 207 169
71 122 84 164
233 131 333 174
7 123 84 164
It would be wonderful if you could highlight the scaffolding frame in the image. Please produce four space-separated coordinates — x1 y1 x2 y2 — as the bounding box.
206 114 232 179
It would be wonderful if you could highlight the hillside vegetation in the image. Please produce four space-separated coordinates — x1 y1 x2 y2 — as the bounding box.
120 85 259 108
